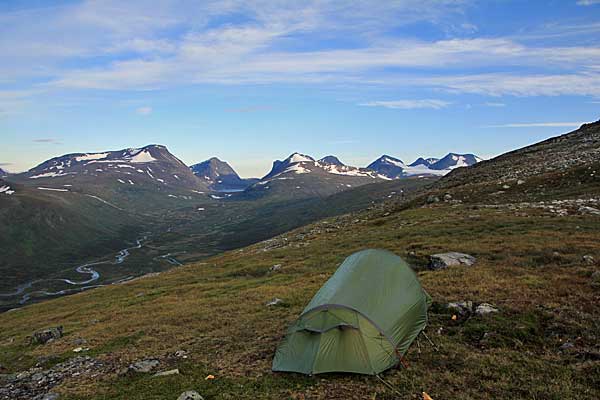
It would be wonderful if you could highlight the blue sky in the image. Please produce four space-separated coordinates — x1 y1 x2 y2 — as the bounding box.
1 0 599 177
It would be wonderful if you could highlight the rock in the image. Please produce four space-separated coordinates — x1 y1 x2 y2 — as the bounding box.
560 342 575 351
269 264 282 272
266 298 284 307
177 391 204 400
34 393 60 400
429 252 476 270
583 255 595 265
579 206 600 216
174 350 189 359
475 303 499 315
426 195 440 204
591 270 600 286
443 193 453 201
502 184 511 189
517 179 525 185
72 347 89 353
128 359 159 373
447 301 473 315
30 327 63 345
72 338 87 346
153 369 179 377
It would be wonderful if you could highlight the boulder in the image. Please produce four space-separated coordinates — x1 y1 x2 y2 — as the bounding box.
475 303 499 315
177 391 204 400
429 252 476 270
30 327 63 345
153 369 179 377
266 298 284 307
447 301 473 315
128 359 159 373
583 255 596 265
426 195 440 204
269 264 282 272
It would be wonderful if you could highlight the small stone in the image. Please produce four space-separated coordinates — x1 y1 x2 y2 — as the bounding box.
269 264 282 272
560 342 574 351
72 338 87 346
30 326 63 345
443 193 453 201
73 347 89 353
34 393 60 400
502 184 511 189
475 303 499 315
266 298 283 307
517 180 525 185
426 195 440 204
153 369 179 377
128 359 160 373
174 350 188 359
429 252 476 270
591 270 600 286
583 255 595 265
177 391 204 400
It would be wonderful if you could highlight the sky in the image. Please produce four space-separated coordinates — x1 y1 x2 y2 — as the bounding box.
1 0 599 178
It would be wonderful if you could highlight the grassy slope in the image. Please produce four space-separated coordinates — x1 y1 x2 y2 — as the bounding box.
1 169 599 399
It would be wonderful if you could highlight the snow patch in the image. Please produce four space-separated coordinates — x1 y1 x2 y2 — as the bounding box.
37 187 69 192
0 185 15 195
75 153 109 162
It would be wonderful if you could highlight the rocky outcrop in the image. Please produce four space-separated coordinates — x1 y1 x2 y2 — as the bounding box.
0 356 104 400
30 327 63 345
429 252 476 270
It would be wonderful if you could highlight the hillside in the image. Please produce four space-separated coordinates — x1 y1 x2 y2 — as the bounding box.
0 125 599 399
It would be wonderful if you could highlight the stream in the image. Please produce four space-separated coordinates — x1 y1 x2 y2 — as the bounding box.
0 237 152 305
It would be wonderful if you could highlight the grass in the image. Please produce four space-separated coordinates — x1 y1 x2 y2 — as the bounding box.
1 195 599 399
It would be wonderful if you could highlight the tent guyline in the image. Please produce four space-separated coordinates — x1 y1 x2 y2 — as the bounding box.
273 249 432 375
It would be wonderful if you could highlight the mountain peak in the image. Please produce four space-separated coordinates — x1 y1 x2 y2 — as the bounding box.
318 155 345 166
190 157 256 191
285 153 315 163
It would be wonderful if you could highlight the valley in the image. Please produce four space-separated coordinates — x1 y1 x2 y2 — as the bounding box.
0 121 599 399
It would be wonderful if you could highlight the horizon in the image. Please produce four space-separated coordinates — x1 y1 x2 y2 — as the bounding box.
1 1 600 177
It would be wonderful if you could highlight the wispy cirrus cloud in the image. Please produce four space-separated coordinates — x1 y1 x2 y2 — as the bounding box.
135 106 153 115
359 99 451 110
225 105 272 113
32 138 63 145
577 0 600 6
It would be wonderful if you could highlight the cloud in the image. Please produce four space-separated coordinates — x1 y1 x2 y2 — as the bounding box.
225 105 272 113
360 99 451 109
0 162 13 166
484 102 506 107
135 106 153 115
32 138 63 144
484 122 586 128
577 0 600 5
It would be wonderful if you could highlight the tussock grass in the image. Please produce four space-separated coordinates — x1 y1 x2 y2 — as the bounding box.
1 202 599 399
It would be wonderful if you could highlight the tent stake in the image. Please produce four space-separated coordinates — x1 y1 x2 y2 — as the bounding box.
422 331 440 352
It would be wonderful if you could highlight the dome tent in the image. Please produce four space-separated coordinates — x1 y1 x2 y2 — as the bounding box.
272 249 431 375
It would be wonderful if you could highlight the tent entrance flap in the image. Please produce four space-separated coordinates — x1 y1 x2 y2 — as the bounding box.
272 249 431 376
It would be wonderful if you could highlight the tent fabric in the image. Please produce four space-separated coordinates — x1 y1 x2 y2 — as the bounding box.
272 249 431 375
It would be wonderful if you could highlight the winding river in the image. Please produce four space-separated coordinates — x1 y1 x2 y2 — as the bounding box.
0 237 148 305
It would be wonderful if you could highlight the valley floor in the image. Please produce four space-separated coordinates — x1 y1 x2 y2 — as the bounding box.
1 198 599 399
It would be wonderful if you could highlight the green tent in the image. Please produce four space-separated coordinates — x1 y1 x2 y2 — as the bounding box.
272 249 431 375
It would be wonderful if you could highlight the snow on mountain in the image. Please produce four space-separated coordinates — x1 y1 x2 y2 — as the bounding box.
429 153 482 170
368 153 482 179
0 184 15 195
263 152 384 181
18 144 209 193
